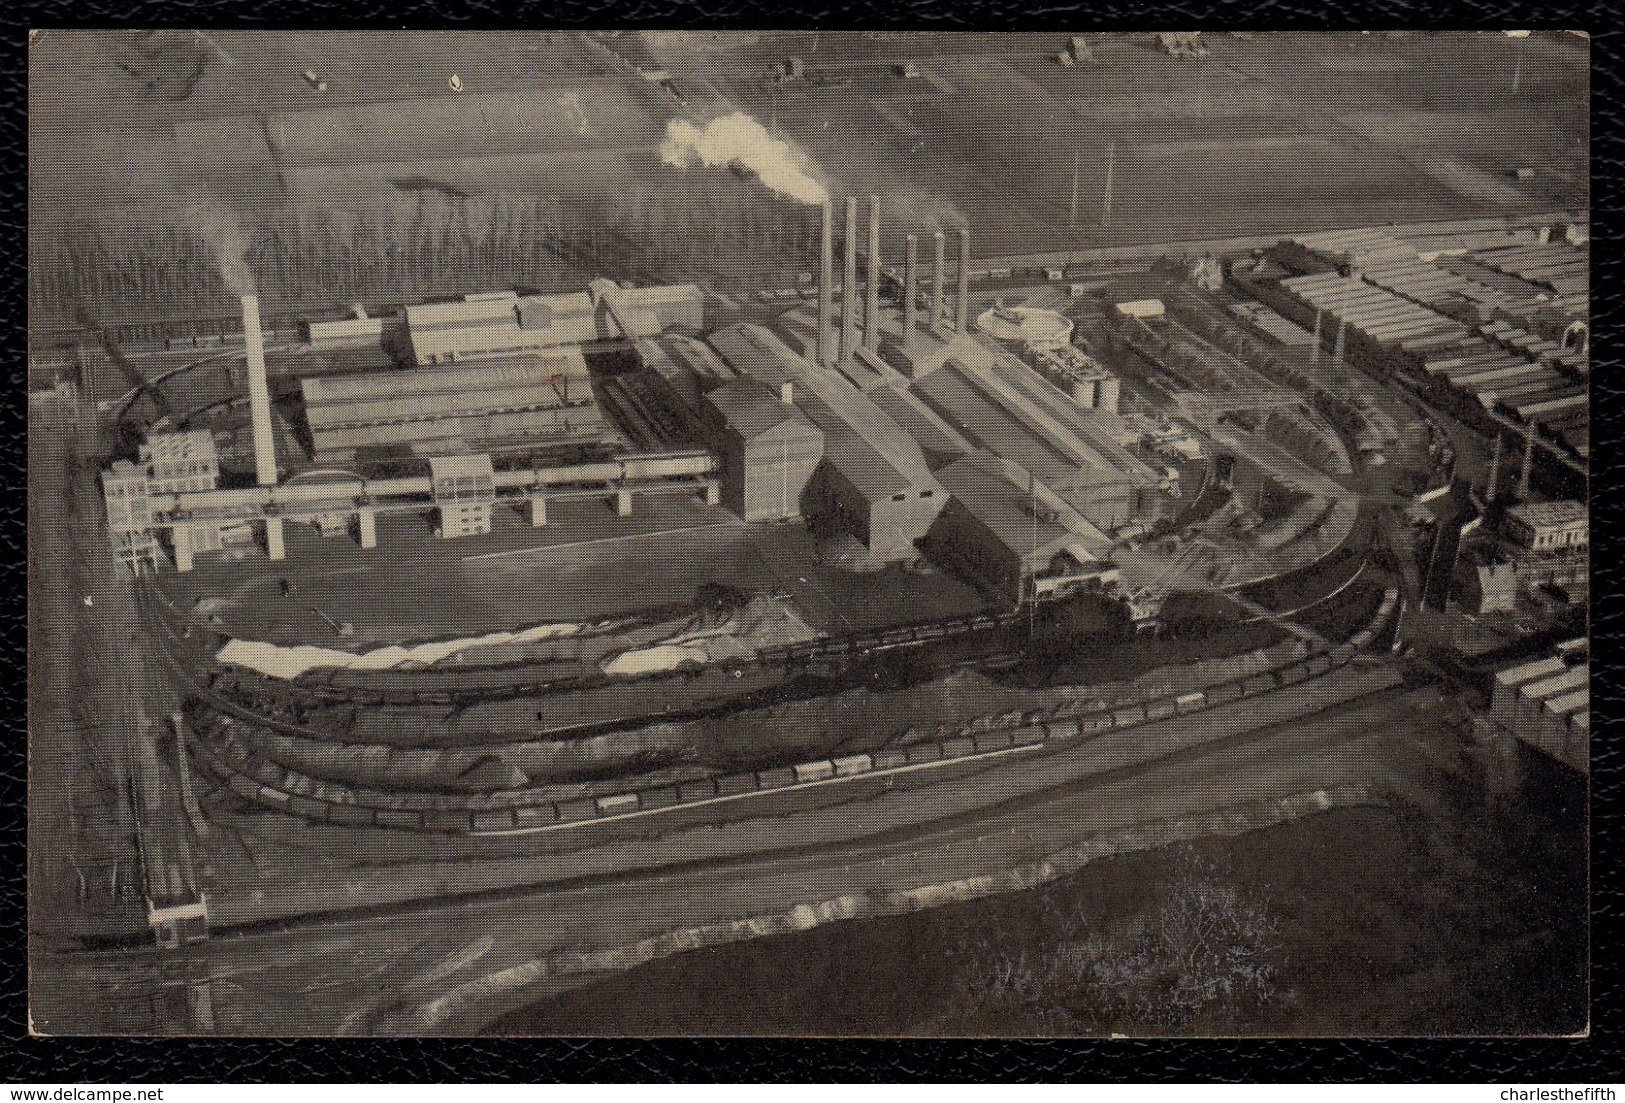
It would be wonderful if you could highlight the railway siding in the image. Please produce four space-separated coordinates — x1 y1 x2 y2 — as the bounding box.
188 590 1401 835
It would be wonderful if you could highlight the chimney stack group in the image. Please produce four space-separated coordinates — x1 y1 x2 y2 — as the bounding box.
811 199 971 353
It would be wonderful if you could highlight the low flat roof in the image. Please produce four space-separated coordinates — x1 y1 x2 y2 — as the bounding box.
1495 655 1566 687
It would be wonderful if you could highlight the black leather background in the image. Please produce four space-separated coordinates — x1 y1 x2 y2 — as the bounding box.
5 0 1618 1082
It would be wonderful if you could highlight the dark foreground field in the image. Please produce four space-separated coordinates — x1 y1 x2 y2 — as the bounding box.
490 747 1585 1037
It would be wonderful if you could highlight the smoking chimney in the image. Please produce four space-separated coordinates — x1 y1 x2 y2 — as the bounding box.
241 295 277 487
841 196 859 366
818 201 835 367
956 227 971 336
931 231 946 332
904 234 919 341
864 196 882 352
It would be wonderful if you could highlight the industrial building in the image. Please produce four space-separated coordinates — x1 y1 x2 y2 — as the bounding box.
429 454 497 538
699 379 824 522
1490 652 1589 775
1244 228 1589 482
103 460 163 573
141 429 220 494
908 343 1163 533
402 284 704 366
1502 500 1588 555
103 292 723 573
298 350 619 464
1453 554 1519 615
924 450 1119 606
708 322 946 563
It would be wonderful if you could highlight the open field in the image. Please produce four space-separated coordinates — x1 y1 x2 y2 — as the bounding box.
30 32 1585 331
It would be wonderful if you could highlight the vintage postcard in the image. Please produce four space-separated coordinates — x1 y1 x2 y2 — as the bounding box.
28 30 1588 1037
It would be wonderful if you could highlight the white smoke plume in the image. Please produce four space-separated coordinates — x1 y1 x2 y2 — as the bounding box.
181 198 256 296
660 113 830 206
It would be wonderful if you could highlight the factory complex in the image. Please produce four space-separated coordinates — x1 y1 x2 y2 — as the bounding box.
99 199 1588 644
102 201 1179 613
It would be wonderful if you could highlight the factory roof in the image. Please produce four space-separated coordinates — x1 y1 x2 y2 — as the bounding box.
934 451 1114 566
618 283 705 308
1280 273 1472 352
142 428 217 465
707 323 941 502
1543 689 1589 718
936 452 1076 564
1507 500 1587 529
703 379 819 442
1495 655 1566 688
636 335 739 396
917 347 1160 491
1471 243 1588 297
403 284 703 365
1399 227 1542 259
1229 302 1317 346
867 385 976 464
403 293 524 331
301 352 587 407
1520 665 1588 704
299 355 612 457
1291 228 1418 268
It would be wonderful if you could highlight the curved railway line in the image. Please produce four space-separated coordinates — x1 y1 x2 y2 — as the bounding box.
144 563 1400 836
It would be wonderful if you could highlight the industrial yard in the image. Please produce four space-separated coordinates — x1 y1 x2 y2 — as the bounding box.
28 30 1587 1039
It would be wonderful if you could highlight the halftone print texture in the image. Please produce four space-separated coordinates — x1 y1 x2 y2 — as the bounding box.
28 30 1588 1039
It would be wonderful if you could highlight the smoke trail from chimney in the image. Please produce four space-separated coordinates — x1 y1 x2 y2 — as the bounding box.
182 199 256 297
660 113 830 206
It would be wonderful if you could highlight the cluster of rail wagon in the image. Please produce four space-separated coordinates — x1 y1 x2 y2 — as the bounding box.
205 608 1030 710
186 589 1400 836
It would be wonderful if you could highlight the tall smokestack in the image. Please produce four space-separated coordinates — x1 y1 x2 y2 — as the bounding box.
817 201 834 367
841 196 859 366
931 232 946 332
956 228 971 336
904 234 919 341
241 295 277 487
865 196 882 352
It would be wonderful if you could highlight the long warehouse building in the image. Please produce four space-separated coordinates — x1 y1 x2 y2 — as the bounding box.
299 350 621 464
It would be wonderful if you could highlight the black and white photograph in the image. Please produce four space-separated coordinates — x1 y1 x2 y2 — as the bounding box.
26 29 1590 1039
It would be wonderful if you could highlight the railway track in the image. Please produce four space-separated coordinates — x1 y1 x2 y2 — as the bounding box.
176 591 1401 836
145 573 1025 712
